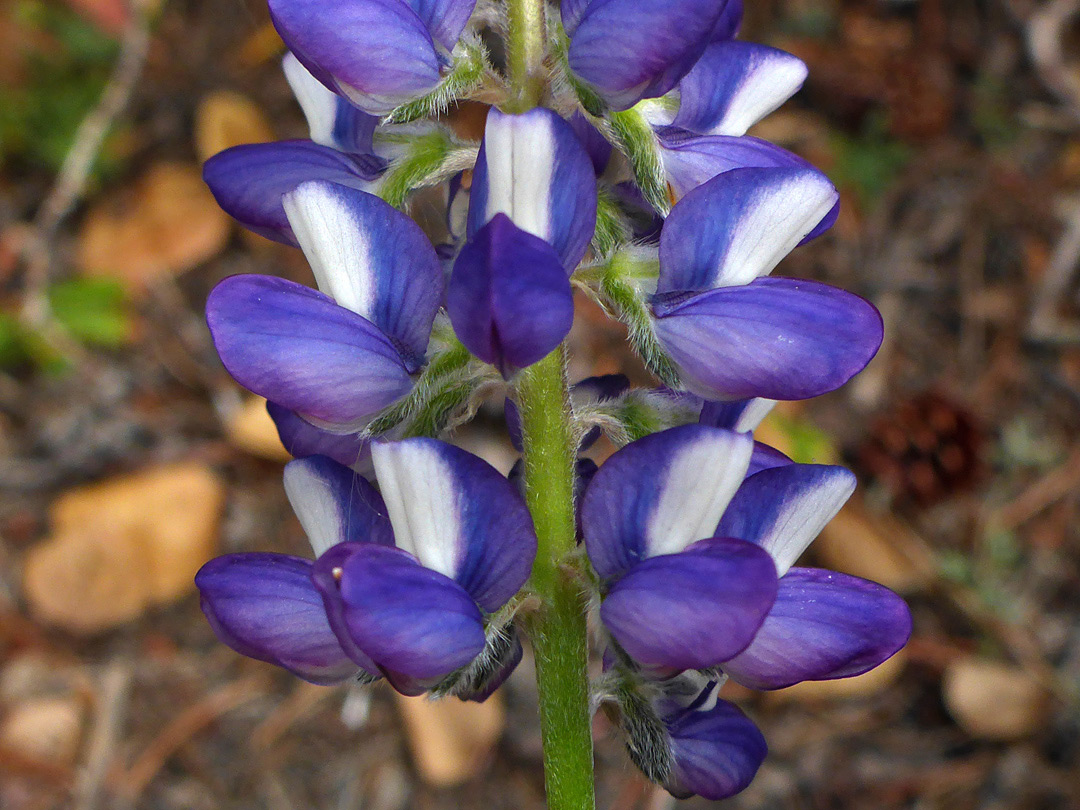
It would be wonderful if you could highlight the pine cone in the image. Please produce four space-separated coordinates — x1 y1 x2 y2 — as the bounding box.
858 391 985 506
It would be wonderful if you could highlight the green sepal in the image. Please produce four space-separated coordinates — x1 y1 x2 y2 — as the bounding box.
609 106 670 215
591 185 633 259
375 127 478 210
382 38 489 126
362 324 495 439
577 247 679 387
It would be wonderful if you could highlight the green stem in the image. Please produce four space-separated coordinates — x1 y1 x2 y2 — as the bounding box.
504 3 596 806
517 351 596 810
505 0 547 111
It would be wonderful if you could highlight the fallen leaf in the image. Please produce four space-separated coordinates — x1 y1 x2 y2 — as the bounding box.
0 696 85 763
942 657 1050 741
77 163 230 292
225 396 291 462
23 463 225 633
195 91 275 164
393 691 505 786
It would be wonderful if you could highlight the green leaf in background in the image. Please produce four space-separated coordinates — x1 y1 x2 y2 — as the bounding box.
829 115 911 209
48 278 133 348
0 0 122 176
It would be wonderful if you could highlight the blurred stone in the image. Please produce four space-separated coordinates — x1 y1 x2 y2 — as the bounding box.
393 692 505 786
765 650 907 703
0 696 84 763
943 658 1050 741
225 396 291 462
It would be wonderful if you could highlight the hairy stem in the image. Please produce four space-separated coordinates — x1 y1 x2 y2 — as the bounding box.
517 351 596 810
505 2 596 807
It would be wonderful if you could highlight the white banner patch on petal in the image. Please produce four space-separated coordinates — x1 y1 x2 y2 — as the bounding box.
372 440 463 580
645 430 753 558
283 181 375 318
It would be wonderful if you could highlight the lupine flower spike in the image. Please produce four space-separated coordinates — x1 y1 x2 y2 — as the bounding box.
194 0 911 803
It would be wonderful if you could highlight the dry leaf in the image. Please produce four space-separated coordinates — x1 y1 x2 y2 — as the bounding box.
225 396 291 462
393 692 505 786
765 651 907 703
814 498 932 594
942 657 1050 740
77 163 230 292
195 91 275 164
0 696 84 763
23 463 225 633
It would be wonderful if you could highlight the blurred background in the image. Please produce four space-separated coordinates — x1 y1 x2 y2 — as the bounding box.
1 0 1079 808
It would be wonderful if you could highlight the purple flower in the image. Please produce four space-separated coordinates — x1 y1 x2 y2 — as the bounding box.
650 166 883 402
197 441 536 697
448 107 597 375
623 673 767 801
269 0 478 114
207 181 444 430
581 425 780 670
716 463 912 689
196 456 394 684
312 438 536 695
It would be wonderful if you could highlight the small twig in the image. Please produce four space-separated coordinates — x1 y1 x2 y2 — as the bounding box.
117 676 268 802
1027 0 1080 124
1027 196 1080 342
73 658 134 810
19 1 154 328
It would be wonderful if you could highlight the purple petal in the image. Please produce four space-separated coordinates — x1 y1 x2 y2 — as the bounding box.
664 698 766 800
582 425 754 582
202 141 384 245
569 111 613 176
709 0 743 42
282 180 444 362
206 275 414 429
282 52 379 154
657 167 838 293
674 41 807 136
747 442 793 477
468 108 598 272
406 0 477 50
656 133 841 242
371 438 536 611
267 402 373 473
723 568 912 690
312 543 485 681
269 0 442 115
196 553 363 684
448 214 574 376
717 463 855 575
698 397 775 433
283 456 393 557
600 537 778 669
652 277 884 402
567 0 723 110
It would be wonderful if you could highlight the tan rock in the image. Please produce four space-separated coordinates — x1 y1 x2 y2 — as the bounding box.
766 651 907 703
943 657 1050 740
225 396 291 462
393 692 505 786
0 696 84 763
